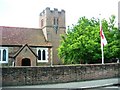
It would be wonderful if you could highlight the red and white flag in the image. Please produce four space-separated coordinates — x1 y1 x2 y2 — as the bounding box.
100 26 107 46
99 16 107 64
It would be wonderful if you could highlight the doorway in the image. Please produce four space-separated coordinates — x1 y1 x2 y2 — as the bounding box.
22 58 31 66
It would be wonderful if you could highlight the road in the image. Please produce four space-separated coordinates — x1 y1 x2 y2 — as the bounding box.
2 78 120 90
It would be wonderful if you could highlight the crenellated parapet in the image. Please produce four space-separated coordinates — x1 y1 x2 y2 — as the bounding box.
40 7 65 16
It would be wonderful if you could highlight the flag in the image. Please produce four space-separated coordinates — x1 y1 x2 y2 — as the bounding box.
99 16 107 64
100 26 107 46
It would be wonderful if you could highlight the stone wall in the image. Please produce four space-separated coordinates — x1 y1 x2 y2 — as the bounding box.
1 63 120 86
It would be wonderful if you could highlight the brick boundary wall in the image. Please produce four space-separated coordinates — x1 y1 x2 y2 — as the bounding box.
1 63 120 86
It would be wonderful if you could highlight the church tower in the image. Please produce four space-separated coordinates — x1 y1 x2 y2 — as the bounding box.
39 7 66 64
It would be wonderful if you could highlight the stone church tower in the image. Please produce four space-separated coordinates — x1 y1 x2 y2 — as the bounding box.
39 7 66 64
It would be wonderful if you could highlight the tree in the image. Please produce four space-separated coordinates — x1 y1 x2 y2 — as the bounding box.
58 15 120 64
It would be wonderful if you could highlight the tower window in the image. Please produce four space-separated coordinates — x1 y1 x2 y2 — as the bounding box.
57 18 59 25
53 17 59 25
54 18 56 25
53 17 59 34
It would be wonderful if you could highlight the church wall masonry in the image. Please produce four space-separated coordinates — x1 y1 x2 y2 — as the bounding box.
39 7 66 64
1 63 120 86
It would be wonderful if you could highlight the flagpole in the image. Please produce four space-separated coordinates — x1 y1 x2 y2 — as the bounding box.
99 14 104 64
101 42 104 64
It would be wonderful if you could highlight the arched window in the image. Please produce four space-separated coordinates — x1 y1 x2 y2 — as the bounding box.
3 49 6 61
37 48 48 62
54 17 56 25
38 50 41 60
57 18 59 25
0 47 8 63
0 50 1 61
42 50 46 60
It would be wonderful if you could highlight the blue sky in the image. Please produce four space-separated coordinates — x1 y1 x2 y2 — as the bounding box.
0 0 119 28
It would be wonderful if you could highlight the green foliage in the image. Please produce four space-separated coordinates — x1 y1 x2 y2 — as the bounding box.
58 15 120 64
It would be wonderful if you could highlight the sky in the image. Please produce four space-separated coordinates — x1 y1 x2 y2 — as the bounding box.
0 0 119 28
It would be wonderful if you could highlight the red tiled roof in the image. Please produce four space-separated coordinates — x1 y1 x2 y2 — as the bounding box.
0 26 52 47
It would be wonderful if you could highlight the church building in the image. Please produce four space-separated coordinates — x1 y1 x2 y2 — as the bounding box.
0 7 66 66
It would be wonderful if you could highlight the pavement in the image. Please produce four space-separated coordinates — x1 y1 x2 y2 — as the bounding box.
2 78 120 90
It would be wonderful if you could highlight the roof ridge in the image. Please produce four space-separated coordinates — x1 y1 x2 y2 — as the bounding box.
0 26 41 30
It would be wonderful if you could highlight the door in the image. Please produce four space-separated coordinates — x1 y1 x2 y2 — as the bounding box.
22 58 31 66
